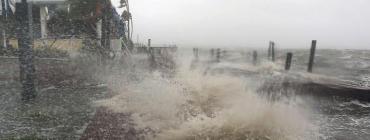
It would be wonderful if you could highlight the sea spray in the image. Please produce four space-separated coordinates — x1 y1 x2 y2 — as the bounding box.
157 70 313 140
95 65 315 140
93 49 315 139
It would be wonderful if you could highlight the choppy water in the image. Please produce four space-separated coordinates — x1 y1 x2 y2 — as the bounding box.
97 69 313 140
95 48 370 140
0 49 369 139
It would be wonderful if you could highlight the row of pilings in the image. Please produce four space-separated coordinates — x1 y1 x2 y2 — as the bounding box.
192 40 318 73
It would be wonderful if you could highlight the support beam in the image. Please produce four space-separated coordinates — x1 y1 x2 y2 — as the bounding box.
127 20 130 41
1 0 7 52
0 29 5 54
40 5 47 39
27 1 33 38
96 19 102 39
2 30 5 47
100 1 112 63
16 0 36 101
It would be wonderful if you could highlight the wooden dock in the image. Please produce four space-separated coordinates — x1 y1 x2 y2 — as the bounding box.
286 73 370 101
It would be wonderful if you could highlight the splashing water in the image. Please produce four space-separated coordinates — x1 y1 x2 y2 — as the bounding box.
95 57 316 140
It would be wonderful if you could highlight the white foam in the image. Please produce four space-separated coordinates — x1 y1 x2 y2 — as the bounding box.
94 54 316 140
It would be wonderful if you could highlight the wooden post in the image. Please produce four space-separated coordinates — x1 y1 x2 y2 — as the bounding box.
157 48 161 55
216 48 221 62
16 0 36 101
285 52 293 71
0 22 4 55
40 5 48 39
308 40 317 73
27 1 33 37
149 47 156 69
253 50 258 66
271 41 275 62
101 0 111 63
210 48 215 58
268 41 272 59
0 1 4 53
147 39 151 47
193 48 199 60
127 19 131 41
96 19 102 39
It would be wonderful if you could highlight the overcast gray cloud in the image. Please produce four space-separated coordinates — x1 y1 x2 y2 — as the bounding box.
113 0 370 49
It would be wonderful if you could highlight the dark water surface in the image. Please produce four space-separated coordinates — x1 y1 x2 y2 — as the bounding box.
0 49 369 139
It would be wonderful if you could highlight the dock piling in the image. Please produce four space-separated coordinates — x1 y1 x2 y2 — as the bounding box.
216 48 221 62
210 49 215 58
271 41 275 62
193 48 199 59
308 40 317 73
268 41 272 59
253 51 258 66
285 52 293 71
149 47 156 69
147 39 151 47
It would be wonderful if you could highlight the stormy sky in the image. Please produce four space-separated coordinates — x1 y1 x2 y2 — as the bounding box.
113 0 370 49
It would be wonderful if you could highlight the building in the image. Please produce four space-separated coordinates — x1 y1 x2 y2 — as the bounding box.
0 0 130 54
1 0 126 40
